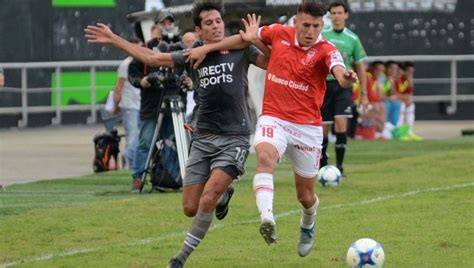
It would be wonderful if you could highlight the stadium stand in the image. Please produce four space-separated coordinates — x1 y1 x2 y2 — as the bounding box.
0 0 473 128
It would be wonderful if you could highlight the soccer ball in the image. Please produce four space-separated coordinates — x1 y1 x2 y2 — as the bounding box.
346 238 385 268
317 165 342 186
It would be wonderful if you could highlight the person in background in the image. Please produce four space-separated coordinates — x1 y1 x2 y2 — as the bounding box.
352 61 388 140
320 0 368 176
180 31 199 124
127 20 179 193
347 73 361 139
150 24 162 40
381 60 401 136
0 67 5 87
396 61 422 141
157 11 181 44
113 38 142 169
181 31 198 48
366 61 388 139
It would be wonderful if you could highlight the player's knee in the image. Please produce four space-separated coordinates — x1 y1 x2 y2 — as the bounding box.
199 194 218 212
256 151 277 171
183 203 198 217
297 191 315 208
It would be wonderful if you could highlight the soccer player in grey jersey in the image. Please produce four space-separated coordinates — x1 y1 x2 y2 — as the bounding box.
85 3 268 267
172 43 258 136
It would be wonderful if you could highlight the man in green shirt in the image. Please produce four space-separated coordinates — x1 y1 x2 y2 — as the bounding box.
320 0 367 176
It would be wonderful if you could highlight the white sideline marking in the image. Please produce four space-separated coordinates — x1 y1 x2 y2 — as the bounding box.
1 182 472 267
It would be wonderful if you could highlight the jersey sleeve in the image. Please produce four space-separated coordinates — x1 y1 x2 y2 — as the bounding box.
245 45 260 65
325 46 345 73
352 37 367 63
171 41 205 74
171 51 185 69
257 23 280 45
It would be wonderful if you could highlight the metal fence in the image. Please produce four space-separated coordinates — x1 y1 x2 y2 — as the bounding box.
0 61 121 127
365 55 474 115
0 55 473 128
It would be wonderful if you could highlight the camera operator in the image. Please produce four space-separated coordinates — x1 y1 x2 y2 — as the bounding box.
128 13 188 193
156 11 181 45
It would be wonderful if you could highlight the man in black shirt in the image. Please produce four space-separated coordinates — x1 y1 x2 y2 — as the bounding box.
128 20 184 193
85 3 268 267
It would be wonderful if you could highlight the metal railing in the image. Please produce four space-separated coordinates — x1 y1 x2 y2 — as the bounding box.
0 61 121 127
0 55 473 127
366 55 474 115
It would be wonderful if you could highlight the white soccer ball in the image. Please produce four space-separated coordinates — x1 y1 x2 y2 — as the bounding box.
346 238 385 268
317 165 342 186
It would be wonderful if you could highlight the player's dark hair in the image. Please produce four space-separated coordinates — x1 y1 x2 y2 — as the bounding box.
328 0 350 13
297 1 326 18
192 2 223 28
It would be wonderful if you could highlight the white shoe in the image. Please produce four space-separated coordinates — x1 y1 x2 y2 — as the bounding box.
297 224 315 257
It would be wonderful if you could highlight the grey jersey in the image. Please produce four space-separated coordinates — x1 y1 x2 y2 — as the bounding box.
172 42 260 135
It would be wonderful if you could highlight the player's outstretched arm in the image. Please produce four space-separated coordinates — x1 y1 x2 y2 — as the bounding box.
84 23 174 68
185 13 264 69
332 66 358 88
185 34 248 69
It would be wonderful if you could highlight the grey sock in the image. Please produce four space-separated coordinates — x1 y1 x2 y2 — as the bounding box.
174 211 213 263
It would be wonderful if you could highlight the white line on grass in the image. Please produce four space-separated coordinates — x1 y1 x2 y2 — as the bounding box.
2 182 472 267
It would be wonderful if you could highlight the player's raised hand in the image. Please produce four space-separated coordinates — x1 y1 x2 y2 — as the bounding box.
84 23 115 44
184 46 208 69
240 13 261 43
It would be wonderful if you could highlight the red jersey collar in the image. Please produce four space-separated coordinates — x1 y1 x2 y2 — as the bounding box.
294 33 323 50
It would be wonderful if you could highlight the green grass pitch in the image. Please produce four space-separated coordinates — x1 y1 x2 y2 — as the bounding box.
1 137 473 267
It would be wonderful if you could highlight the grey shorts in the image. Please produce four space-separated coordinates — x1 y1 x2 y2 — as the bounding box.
184 132 250 186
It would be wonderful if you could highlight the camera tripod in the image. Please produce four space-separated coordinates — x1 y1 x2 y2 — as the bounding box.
140 94 190 192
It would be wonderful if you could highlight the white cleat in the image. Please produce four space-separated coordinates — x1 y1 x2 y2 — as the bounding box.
297 225 315 257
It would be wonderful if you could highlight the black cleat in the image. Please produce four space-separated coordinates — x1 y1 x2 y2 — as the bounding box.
215 185 234 220
167 257 183 268
259 220 278 245
337 165 346 177
319 154 328 168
